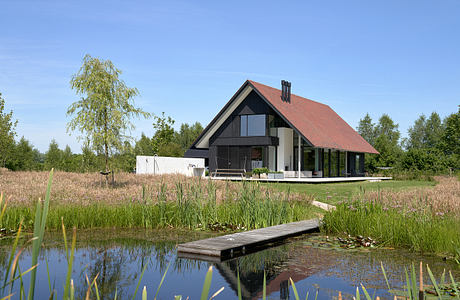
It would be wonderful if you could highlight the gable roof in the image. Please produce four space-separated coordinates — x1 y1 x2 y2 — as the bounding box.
191 80 379 154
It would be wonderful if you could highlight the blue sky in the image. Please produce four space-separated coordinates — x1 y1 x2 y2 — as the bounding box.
1 0 459 153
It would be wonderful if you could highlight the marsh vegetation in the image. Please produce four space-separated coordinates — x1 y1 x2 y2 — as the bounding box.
322 176 460 256
0 171 320 231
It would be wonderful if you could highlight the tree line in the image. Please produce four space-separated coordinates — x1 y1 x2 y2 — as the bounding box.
1 54 458 174
0 95 202 172
357 108 459 173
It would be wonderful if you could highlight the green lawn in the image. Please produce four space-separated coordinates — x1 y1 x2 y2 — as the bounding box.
263 180 436 205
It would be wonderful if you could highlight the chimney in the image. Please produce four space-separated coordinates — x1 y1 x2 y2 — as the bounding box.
281 80 291 103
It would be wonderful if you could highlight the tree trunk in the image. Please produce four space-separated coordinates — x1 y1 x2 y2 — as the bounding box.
104 108 109 188
104 142 109 188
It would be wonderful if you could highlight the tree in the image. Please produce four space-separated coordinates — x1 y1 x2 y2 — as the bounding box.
44 139 62 170
375 114 400 146
134 133 155 156
67 54 150 180
81 144 99 172
365 114 402 170
406 112 443 150
8 137 39 171
356 113 376 145
406 114 426 149
151 112 175 154
440 109 460 156
112 141 136 172
175 122 203 152
424 112 443 148
0 93 18 168
157 142 183 157
61 145 75 172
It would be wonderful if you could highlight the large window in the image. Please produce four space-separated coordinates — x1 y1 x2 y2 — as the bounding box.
303 148 315 171
240 115 266 136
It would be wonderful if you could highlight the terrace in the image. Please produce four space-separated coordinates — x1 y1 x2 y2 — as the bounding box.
210 175 392 183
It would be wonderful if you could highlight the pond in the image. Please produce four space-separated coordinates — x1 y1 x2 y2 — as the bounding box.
1 229 459 299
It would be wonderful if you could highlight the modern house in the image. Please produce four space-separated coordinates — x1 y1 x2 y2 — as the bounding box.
185 80 378 178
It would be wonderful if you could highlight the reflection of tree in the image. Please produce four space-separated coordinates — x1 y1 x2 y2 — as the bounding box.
0 246 10 285
66 237 208 299
215 244 290 300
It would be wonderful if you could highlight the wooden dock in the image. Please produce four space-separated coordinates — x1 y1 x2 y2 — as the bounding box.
177 219 320 262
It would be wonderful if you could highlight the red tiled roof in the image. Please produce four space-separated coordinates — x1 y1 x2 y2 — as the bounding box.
249 80 379 154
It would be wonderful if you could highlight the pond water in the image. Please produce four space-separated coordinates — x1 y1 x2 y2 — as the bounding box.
1 229 459 300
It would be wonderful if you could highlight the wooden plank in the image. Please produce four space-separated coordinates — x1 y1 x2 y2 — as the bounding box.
177 219 319 261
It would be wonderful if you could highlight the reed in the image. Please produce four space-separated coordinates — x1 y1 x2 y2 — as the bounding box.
0 171 317 231
1 191 316 231
1 173 458 299
321 194 460 256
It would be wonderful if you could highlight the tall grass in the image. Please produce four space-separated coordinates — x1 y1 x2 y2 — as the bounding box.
322 197 460 256
1 180 315 231
322 176 460 255
1 171 459 299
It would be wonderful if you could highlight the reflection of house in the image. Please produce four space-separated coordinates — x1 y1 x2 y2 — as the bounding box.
185 80 378 177
215 258 317 300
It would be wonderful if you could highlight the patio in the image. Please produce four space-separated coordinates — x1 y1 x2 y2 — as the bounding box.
209 176 392 183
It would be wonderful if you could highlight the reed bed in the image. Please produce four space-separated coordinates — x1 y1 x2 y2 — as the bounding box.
361 176 460 216
0 171 316 231
322 176 460 256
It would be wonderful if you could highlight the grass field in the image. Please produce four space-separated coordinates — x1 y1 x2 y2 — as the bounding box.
0 170 322 231
264 179 437 204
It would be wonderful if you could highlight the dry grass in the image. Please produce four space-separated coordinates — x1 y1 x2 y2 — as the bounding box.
362 176 460 216
0 171 313 207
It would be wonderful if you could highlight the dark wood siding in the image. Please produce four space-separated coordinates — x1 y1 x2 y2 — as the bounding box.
208 91 279 172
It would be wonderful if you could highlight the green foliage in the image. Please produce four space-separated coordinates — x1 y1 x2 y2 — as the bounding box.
406 112 443 149
357 113 376 145
175 122 203 152
321 199 460 256
357 109 459 174
151 112 175 155
375 114 400 145
372 133 403 168
356 113 402 171
67 54 150 172
0 93 17 168
7 137 43 171
111 141 136 172
440 109 460 156
134 133 155 156
1 181 317 231
157 142 183 157
252 168 270 175
399 148 451 172
134 120 203 158
44 139 62 171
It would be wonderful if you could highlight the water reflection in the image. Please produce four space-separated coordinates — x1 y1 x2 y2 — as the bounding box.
0 230 459 300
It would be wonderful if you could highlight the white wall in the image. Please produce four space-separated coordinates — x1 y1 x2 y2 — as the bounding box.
136 156 205 177
276 128 293 171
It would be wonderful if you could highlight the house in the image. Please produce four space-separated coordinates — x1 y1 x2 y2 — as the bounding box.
185 80 378 178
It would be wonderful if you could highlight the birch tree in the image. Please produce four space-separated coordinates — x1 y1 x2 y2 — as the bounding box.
67 54 150 180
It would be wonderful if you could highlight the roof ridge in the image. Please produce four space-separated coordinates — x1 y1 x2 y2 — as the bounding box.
248 80 330 107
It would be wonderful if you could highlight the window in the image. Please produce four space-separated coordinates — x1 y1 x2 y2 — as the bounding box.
240 115 248 136
240 114 266 136
303 148 315 171
355 154 360 174
251 147 263 169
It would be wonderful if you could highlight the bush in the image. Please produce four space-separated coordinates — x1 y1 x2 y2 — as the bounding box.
252 168 270 175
